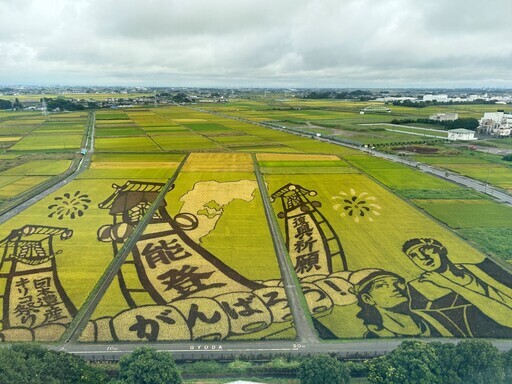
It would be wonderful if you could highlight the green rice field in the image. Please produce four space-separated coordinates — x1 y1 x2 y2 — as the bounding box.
0 101 510 343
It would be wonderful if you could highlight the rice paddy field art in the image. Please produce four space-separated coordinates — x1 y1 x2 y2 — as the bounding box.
0 103 511 343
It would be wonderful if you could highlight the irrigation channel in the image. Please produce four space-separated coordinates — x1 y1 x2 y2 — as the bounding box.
1 108 512 361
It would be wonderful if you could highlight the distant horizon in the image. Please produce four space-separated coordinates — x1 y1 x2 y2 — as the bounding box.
2 84 512 92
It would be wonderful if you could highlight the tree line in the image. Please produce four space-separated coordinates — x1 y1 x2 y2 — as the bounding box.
0 340 510 383
302 90 373 100
392 99 503 108
390 117 480 131
0 98 23 110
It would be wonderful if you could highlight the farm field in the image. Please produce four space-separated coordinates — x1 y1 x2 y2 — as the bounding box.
0 101 511 343
0 157 180 342
0 160 73 204
83 153 294 342
360 124 449 138
346 153 512 261
259 153 512 339
0 111 88 210
6 113 87 152
414 154 512 192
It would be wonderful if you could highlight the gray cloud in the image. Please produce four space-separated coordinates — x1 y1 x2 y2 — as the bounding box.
0 0 511 87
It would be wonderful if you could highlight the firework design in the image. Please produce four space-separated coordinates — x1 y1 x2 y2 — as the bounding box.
48 191 91 220
332 188 381 223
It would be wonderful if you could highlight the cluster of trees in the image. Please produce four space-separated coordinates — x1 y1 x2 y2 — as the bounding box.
390 118 480 131
366 340 511 384
392 100 429 108
302 90 373 101
0 344 110 384
171 92 192 103
1 341 510 384
0 98 23 110
392 99 503 108
0 99 13 109
0 345 181 384
44 97 86 111
299 340 512 384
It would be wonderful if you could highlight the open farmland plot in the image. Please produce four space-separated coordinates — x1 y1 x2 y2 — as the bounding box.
126 111 174 127
95 113 145 137
0 176 50 201
211 134 271 147
83 153 183 179
413 199 512 262
183 122 233 134
95 136 162 152
413 199 512 229
258 153 355 175
260 154 512 339
1 160 72 176
152 133 222 151
0 160 73 204
34 124 85 134
0 158 179 342
346 153 512 260
0 119 43 134
10 134 83 151
95 112 130 120
0 136 22 148
5 113 87 152
414 158 512 192
83 153 295 342
346 154 461 191
95 127 145 137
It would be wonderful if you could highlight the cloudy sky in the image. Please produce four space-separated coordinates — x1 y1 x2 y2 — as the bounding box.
1 0 511 88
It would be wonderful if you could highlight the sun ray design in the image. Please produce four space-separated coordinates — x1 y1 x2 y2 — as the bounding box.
48 191 92 220
332 189 381 223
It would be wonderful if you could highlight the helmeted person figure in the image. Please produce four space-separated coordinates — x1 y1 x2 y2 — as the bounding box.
351 269 443 338
403 238 512 338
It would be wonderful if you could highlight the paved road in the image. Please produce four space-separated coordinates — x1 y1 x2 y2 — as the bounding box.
53 337 512 362
253 155 318 344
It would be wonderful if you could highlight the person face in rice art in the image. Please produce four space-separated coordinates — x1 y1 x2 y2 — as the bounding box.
352 269 438 338
402 238 512 334
403 238 447 273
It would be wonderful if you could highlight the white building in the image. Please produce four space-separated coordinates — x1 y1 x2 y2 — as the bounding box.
478 111 512 137
429 113 458 121
423 94 449 102
374 96 417 102
447 128 476 141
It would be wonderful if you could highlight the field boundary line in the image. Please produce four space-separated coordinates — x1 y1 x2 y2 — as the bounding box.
252 153 318 344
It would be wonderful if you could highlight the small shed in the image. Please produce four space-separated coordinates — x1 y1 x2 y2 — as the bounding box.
447 128 476 141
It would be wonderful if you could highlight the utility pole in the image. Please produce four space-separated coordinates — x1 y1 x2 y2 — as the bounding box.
41 97 48 116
